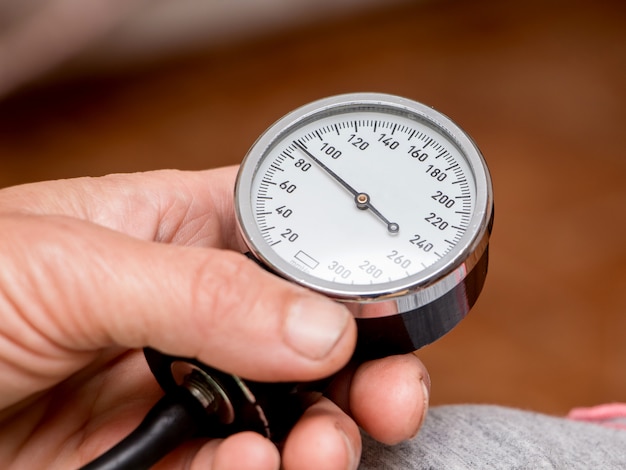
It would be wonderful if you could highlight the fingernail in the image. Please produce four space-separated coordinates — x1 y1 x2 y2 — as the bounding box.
411 376 430 439
339 426 360 470
284 296 351 360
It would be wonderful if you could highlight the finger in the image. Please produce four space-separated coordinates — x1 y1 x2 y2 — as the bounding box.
0 214 355 407
331 354 430 445
281 397 361 470
186 433 280 470
0 167 241 249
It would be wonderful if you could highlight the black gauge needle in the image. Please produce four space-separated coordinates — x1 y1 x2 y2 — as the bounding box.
294 140 399 233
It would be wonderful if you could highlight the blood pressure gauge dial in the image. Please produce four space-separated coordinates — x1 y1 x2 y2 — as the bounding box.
136 94 493 461
235 93 493 359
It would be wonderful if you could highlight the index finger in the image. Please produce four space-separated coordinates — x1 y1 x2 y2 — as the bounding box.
0 166 241 249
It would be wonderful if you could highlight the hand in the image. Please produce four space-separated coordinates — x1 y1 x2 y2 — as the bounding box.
294 141 399 233
0 167 430 469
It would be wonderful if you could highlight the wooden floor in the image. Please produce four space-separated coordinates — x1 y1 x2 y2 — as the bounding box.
1 0 625 417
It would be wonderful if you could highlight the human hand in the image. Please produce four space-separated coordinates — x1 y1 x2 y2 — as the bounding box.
0 167 430 469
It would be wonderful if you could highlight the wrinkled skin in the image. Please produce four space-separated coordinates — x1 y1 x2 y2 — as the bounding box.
0 167 429 469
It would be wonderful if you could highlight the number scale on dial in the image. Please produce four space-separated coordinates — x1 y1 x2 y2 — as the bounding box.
251 113 475 286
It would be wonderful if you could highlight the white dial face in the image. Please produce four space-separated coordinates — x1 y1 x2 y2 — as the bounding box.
237 96 487 298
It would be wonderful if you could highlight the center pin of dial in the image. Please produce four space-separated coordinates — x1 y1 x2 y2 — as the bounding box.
355 192 369 209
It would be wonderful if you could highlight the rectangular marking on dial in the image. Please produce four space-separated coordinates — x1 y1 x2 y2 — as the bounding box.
294 251 319 270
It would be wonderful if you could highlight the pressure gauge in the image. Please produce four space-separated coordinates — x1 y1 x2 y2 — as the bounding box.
235 93 493 358
85 94 494 469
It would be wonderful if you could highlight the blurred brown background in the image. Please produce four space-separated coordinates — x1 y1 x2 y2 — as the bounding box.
0 0 624 417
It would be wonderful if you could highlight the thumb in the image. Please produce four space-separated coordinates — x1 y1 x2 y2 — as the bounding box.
0 215 355 401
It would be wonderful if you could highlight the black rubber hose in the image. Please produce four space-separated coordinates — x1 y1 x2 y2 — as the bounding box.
78 388 206 470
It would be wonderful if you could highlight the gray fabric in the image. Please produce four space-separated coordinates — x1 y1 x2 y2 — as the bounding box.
359 405 626 469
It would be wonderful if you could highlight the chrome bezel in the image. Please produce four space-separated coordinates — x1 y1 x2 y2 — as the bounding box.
235 93 493 311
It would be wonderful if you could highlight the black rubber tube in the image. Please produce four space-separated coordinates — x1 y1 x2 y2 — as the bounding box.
78 388 205 470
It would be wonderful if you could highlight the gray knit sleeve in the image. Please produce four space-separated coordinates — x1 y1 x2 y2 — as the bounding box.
359 405 626 469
